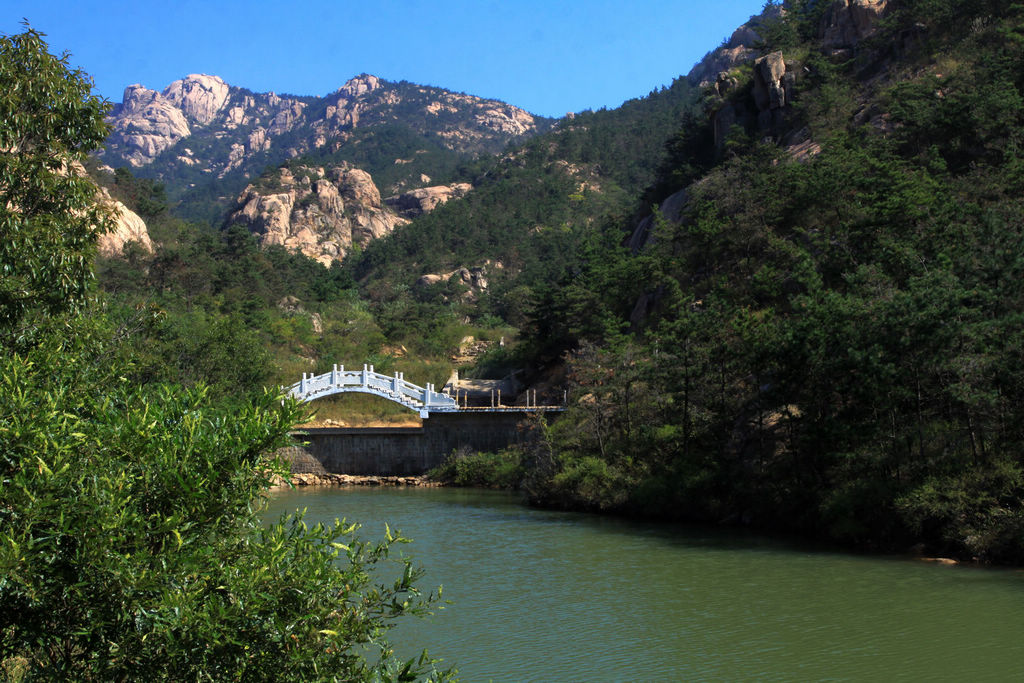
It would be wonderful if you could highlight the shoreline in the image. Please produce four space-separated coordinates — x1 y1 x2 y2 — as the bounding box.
269 472 444 489
268 474 968 567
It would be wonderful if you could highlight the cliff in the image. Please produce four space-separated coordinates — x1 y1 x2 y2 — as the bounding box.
227 162 473 263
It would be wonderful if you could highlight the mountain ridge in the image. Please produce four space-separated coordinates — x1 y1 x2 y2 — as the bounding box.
98 72 554 225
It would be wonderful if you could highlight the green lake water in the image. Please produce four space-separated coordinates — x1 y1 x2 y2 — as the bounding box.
265 486 1024 681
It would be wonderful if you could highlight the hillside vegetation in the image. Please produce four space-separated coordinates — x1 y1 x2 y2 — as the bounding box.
519 0 1024 563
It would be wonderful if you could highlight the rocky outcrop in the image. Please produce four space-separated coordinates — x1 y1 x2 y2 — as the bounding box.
820 0 889 51
106 84 192 166
707 49 797 149
161 74 230 124
627 188 689 254
269 472 443 489
97 192 154 257
310 74 541 153
228 164 408 264
687 6 783 86
385 183 473 218
101 73 548 216
65 162 154 258
415 261 499 302
103 74 308 168
308 75 541 152
752 51 797 135
474 105 537 136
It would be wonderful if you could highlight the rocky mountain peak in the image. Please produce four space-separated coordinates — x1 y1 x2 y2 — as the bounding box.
109 84 191 166
687 6 783 86
99 73 551 221
161 74 231 124
337 74 382 99
120 84 161 113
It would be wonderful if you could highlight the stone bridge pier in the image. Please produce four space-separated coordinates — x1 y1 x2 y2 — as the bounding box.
290 411 543 476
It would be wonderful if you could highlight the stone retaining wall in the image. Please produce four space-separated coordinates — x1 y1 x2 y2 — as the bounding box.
269 472 442 489
288 411 544 476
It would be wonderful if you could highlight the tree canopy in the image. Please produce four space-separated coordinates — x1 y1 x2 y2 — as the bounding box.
0 27 110 343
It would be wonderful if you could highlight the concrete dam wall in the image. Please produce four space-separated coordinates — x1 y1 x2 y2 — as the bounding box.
288 411 542 476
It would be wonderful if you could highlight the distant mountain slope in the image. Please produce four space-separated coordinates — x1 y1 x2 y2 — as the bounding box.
348 73 703 349
98 73 554 225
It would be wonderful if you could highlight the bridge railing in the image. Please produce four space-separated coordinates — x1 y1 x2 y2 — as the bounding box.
287 364 458 413
285 364 567 415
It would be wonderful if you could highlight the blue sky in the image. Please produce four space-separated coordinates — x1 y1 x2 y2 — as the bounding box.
6 1 767 118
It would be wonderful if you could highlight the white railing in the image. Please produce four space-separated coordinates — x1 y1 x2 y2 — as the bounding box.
284 364 459 417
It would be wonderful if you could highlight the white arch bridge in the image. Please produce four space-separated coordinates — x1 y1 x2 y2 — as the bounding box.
285 364 561 418
285 364 457 418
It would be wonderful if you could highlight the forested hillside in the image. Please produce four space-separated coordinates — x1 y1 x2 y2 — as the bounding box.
516 0 1024 563
351 76 701 361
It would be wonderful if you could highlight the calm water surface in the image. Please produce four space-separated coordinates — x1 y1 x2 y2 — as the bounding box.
264 487 1024 681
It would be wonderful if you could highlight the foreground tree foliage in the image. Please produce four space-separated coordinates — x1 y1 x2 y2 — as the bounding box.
0 28 109 344
0 28 449 681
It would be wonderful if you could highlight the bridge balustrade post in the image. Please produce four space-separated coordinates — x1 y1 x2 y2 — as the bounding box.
339 365 345 385
300 372 307 396
331 364 338 387
362 364 368 386
393 372 399 393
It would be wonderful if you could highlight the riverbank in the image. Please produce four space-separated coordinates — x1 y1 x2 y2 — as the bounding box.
269 472 444 489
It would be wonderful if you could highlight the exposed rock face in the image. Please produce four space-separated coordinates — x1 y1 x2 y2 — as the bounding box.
820 0 889 51
102 73 548 190
474 105 536 136
65 162 154 258
415 261 499 302
385 183 473 218
627 188 688 254
687 6 783 86
97 193 153 257
708 49 797 149
753 52 788 111
309 75 541 151
338 73 382 99
228 164 409 264
752 51 796 134
102 74 309 168
687 8 801 147
106 84 191 166
161 74 230 124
